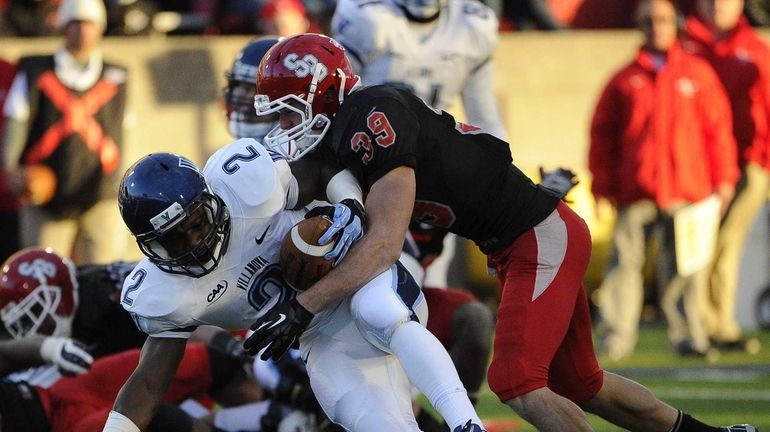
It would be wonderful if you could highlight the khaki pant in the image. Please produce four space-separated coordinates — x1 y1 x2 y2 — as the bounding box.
707 162 770 341
20 198 129 265
597 200 712 359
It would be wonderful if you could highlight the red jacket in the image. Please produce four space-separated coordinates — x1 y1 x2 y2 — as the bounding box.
684 16 770 171
589 44 739 210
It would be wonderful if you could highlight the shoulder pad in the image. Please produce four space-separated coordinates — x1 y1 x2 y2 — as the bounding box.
120 261 198 336
333 0 395 60
451 0 499 56
203 138 287 218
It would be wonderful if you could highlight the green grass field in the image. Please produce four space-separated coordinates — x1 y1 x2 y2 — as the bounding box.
436 326 770 431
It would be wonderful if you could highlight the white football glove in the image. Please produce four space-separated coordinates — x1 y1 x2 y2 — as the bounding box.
305 199 366 266
40 337 94 376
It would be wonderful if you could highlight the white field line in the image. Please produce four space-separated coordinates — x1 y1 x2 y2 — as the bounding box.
649 387 770 401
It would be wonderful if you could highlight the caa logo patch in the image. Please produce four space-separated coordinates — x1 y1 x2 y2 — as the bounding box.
208 280 228 303
284 53 328 81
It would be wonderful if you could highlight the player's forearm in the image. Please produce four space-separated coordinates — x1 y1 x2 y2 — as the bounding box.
0 336 46 374
110 337 186 429
297 167 415 313
297 226 400 313
111 374 165 429
462 61 508 142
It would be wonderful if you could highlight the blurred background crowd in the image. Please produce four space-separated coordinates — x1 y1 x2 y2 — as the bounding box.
3 0 770 38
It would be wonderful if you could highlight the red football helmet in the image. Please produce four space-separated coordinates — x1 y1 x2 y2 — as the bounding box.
255 33 360 161
0 248 78 339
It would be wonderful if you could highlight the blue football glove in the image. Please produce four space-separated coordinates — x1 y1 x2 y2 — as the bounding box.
305 198 365 266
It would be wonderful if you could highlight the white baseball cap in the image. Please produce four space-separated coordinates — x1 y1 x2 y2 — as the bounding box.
57 0 107 31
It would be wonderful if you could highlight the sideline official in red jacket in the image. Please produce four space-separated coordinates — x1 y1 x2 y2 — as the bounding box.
589 0 739 361
683 0 770 351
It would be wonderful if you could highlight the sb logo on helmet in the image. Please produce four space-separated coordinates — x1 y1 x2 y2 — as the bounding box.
18 258 57 282
284 53 328 81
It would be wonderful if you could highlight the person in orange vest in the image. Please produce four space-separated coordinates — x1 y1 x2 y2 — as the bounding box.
1 0 128 265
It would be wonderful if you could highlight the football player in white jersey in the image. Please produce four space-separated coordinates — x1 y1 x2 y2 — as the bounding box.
332 0 501 416
102 143 483 432
226 37 484 432
332 0 506 140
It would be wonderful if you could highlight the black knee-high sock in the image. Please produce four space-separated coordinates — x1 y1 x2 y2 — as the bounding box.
416 410 449 432
671 410 721 432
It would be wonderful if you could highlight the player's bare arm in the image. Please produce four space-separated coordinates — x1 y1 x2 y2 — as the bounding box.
287 155 347 209
0 336 49 374
296 166 416 313
110 336 187 429
0 335 93 376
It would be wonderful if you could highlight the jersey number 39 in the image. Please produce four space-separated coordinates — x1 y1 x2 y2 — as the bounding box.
350 111 396 165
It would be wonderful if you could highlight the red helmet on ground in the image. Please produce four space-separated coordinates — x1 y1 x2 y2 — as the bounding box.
255 33 360 161
0 248 78 338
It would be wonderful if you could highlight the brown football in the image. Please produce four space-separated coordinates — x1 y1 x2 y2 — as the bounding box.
280 215 337 291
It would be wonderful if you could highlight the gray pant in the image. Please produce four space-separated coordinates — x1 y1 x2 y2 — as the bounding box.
597 200 711 359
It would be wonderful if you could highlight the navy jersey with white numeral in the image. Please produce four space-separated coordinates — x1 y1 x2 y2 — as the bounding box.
332 85 559 253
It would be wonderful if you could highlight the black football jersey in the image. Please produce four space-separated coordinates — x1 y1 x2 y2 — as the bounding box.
332 85 560 253
72 262 147 358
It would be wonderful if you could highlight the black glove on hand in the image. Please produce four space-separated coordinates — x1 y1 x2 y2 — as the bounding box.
244 298 314 361
305 198 366 266
539 166 579 199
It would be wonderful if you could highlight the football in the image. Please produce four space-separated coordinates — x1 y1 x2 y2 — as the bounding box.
280 215 337 291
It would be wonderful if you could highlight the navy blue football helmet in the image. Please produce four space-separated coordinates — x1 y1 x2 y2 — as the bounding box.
224 36 281 140
118 153 231 278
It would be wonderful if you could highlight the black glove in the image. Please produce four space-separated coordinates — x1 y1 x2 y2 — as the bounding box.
244 298 314 361
539 166 579 199
305 198 366 266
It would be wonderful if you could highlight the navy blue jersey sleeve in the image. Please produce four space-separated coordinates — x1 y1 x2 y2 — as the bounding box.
333 95 420 190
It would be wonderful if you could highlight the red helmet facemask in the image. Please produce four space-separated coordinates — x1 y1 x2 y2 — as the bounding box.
254 33 360 161
0 248 78 339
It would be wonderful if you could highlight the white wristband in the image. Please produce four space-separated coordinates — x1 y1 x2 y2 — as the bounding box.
39 337 63 363
326 169 363 205
103 411 140 432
